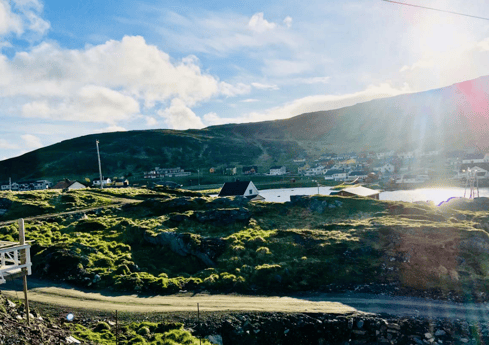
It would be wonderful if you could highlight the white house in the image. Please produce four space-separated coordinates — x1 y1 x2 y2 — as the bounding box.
218 180 261 200
52 179 86 190
92 177 111 187
304 166 325 176
458 166 489 180
346 171 369 182
324 169 348 181
373 163 395 173
269 166 286 176
396 174 429 184
462 153 487 164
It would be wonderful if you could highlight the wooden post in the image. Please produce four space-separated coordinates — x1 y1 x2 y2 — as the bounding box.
198 303 201 345
18 218 30 325
115 310 119 345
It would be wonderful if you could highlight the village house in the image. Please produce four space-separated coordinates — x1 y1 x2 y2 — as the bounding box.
376 151 395 159
52 179 86 190
218 180 263 200
269 166 286 176
372 163 395 173
144 167 191 178
346 171 369 182
242 166 258 175
324 169 348 181
297 164 311 175
336 186 380 200
92 177 111 187
395 174 429 184
462 153 488 164
1 180 52 191
457 164 489 180
304 165 326 176
225 167 237 176
113 178 130 187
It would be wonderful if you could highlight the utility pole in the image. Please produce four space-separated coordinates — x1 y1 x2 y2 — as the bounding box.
96 140 103 189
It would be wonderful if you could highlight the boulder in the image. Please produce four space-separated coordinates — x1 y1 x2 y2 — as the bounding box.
144 231 226 267
193 208 251 224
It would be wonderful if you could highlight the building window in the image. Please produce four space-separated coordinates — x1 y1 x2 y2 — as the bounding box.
249 189 253 195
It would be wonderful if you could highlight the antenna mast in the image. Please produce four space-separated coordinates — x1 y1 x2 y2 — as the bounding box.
96 140 103 189
464 168 479 199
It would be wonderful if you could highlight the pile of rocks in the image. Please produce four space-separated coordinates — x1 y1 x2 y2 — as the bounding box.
187 312 488 345
0 295 78 344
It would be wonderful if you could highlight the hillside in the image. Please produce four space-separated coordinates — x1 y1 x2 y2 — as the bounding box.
2 75 489 181
2 188 489 301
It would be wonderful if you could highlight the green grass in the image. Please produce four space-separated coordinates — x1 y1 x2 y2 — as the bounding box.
1 188 489 297
72 321 213 345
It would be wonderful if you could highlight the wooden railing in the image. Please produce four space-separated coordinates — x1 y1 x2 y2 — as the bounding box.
0 241 32 284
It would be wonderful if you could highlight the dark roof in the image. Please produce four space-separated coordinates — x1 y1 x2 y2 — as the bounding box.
464 153 485 160
270 166 284 170
242 166 258 172
218 181 253 197
349 171 368 176
324 169 344 176
52 179 84 189
403 175 417 179
93 177 109 181
459 163 489 171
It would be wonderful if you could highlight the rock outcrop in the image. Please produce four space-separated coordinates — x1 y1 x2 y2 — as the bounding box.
144 231 226 267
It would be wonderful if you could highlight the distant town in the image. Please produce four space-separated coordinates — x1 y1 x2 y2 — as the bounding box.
2 148 488 191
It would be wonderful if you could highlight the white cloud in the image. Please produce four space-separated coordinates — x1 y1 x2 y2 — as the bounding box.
397 37 489 92
1 36 252 125
21 86 140 124
283 16 292 28
145 116 158 126
21 134 42 149
292 76 330 84
219 82 251 96
0 139 19 149
251 82 279 90
94 125 128 133
240 98 259 103
263 59 312 77
157 11 298 55
203 112 237 126
248 13 276 33
0 0 49 37
207 83 411 125
158 98 204 130
0 0 23 35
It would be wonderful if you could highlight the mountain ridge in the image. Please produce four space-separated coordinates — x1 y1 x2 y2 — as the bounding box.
2 75 489 181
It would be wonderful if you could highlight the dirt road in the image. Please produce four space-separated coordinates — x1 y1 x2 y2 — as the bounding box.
0 198 140 227
0 279 356 314
3 279 489 321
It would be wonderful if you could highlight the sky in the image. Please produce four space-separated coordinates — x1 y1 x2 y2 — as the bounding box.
1 0 489 160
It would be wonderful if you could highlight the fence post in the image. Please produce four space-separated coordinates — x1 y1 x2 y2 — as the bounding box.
18 218 30 325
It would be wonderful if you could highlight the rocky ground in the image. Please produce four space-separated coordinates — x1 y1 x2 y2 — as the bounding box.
2 293 487 345
0 295 75 344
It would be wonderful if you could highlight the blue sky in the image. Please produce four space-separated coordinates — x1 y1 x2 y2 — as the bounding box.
1 0 489 159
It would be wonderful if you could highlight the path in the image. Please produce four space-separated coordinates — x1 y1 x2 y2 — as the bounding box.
2 279 489 321
0 198 140 227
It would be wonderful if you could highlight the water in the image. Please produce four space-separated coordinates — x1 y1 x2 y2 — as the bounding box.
258 187 489 204
258 186 333 202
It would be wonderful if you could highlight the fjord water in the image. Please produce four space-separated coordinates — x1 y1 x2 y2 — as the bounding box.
259 187 489 204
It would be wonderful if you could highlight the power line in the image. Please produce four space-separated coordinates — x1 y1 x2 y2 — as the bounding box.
382 0 489 21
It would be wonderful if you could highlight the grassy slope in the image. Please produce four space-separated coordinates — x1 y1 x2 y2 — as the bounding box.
2 76 489 181
1 188 489 300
